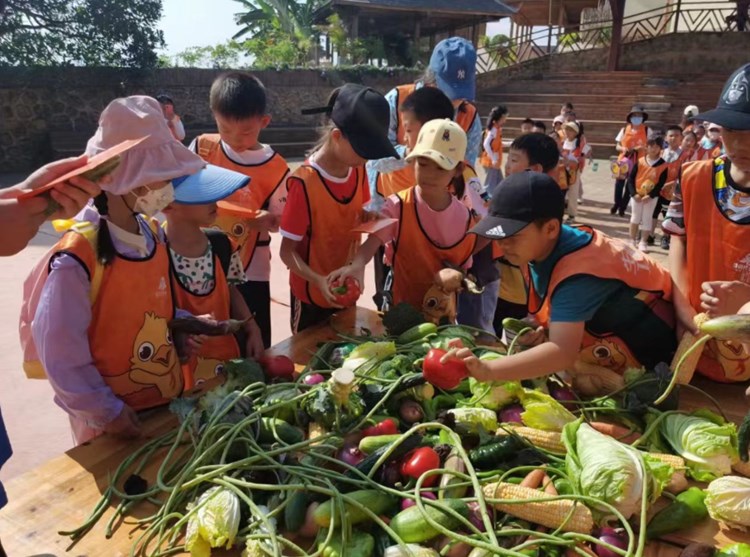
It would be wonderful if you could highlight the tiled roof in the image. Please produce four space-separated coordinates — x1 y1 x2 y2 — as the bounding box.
330 0 516 16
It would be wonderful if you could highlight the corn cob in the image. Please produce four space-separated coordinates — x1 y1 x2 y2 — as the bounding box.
483 481 594 534
648 453 688 493
496 425 565 453
308 422 327 444
732 459 750 478
570 360 625 396
672 313 711 385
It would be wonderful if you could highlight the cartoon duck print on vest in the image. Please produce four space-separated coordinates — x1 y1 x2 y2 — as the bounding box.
128 312 180 398
422 284 457 324
578 338 637 374
705 339 750 380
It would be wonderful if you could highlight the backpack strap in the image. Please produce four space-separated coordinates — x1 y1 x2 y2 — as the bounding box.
196 134 221 160
69 222 104 304
205 229 232 277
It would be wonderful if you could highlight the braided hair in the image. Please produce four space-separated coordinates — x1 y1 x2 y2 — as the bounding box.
92 193 116 265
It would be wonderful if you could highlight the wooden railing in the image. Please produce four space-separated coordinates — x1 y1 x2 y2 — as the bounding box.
476 0 746 74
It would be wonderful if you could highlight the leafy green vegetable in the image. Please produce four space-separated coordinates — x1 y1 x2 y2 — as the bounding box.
705 476 750 531
342 341 397 374
302 376 365 431
261 384 300 423
375 354 416 380
459 377 520 411
185 486 241 555
659 411 738 482
448 407 499 434
514 387 576 432
717 543 750 557
382 302 425 336
563 420 673 520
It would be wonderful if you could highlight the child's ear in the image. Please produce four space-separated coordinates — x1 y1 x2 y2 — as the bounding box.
331 128 343 142
529 163 544 173
261 114 272 129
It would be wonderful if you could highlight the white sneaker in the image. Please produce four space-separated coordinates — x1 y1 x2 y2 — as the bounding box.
638 241 649 253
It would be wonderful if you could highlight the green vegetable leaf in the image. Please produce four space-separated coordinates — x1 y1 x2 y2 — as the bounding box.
186 486 241 554
448 407 499 434
706 476 750 531
515 387 576 432
459 378 520 411
342 341 397 374
717 543 750 557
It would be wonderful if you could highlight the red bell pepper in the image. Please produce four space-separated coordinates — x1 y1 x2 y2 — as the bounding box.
422 348 468 390
329 277 361 307
362 418 398 437
400 447 441 487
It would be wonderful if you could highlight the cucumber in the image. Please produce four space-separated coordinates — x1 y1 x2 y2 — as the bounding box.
348 434 421 479
257 417 304 445
313 489 396 527
389 499 470 543
358 434 402 455
284 490 309 531
396 323 438 344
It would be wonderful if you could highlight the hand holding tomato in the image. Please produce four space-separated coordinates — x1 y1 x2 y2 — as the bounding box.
437 347 494 383
329 276 361 307
422 348 468 390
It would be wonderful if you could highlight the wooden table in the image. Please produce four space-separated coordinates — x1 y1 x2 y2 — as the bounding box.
0 307 747 556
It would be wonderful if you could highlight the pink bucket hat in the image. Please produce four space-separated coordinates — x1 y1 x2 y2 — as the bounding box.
85 96 205 195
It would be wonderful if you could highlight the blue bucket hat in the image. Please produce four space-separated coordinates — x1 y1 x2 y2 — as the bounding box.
172 164 250 204
429 37 477 102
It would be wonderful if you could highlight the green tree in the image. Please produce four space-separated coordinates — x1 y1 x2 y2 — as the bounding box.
0 0 165 67
233 0 321 39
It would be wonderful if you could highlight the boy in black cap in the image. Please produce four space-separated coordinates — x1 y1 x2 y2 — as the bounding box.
667 63 750 383
444 171 676 385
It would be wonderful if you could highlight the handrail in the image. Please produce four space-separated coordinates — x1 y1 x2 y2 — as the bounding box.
476 0 745 74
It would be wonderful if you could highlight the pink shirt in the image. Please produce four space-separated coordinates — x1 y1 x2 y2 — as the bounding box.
376 186 473 268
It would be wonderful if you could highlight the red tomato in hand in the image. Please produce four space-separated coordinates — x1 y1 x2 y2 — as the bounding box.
400 447 441 487
422 348 468 390
330 277 361 307
259 355 295 379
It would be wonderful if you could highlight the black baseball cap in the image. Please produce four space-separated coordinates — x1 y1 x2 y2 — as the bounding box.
302 83 398 160
470 171 565 239
695 64 750 131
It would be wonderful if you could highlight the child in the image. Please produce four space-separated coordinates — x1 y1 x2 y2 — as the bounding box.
626 137 668 253
480 105 508 196
560 122 589 221
695 123 724 161
280 84 396 333
495 133 561 336
156 94 186 142
668 63 750 382
447 171 676 382
367 86 456 308
330 119 477 318
520 118 535 134
654 125 685 249
532 121 547 134
191 72 290 348
681 130 698 160
612 106 652 216
163 169 264 394
30 96 246 443
552 117 564 139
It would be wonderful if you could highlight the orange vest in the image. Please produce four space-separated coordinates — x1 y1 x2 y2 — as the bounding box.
291 165 366 308
391 187 477 310
196 134 289 271
695 142 723 161
376 163 416 197
618 124 648 160
395 83 418 146
528 226 674 374
634 157 666 196
168 238 240 395
681 157 750 382
558 140 585 189
454 100 478 135
480 128 503 169
54 227 182 410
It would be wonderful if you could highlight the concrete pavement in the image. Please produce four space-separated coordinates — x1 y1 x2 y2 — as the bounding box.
0 160 667 483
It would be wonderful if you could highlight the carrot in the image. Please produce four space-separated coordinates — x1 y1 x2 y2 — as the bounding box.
542 474 558 496
589 421 641 444
520 468 547 489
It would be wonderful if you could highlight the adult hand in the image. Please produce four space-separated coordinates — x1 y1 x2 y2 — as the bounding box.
103 405 141 439
0 197 48 256
700 280 750 318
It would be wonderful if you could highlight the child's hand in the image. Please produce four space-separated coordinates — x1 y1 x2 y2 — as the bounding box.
250 210 279 232
244 319 265 360
103 404 141 439
316 274 344 308
516 326 546 347
328 264 364 292
701 280 750 318
440 347 494 382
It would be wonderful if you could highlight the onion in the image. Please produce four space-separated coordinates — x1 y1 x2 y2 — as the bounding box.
337 444 364 467
302 373 325 385
547 379 578 410
498 403 524 424
467 501 491 532
399 399 425 424
401 490 436 510
594 527 628 557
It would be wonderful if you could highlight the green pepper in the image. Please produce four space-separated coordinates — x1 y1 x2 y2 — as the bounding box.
318 529 374 557
646 487 708 538
422 393 457 421
552 477 573 495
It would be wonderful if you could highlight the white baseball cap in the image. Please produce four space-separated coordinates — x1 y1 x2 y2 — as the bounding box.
405 119 467 170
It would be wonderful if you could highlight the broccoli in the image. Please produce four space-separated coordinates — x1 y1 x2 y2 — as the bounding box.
375 354 416 380
382 302 425 336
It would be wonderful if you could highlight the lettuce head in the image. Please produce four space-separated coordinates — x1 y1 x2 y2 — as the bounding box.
706 476 750 531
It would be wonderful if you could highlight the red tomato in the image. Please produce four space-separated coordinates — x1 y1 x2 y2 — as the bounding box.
362 418 398 437
422 348 468 390
400 447 441 487
329 277 361 307
259 355 295 379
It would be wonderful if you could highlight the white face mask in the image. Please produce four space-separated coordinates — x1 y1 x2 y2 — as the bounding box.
708 131 721 141
133 183 174 217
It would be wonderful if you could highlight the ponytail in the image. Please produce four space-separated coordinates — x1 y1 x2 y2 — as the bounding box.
93 193 116 266
451 170 466 201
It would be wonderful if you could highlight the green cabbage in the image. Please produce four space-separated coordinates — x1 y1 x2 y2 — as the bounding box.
461 377 520 411
706 476 750 531
342 341 397 373
659 411 738 482
515 387 576 432
185 486 241 555
448 407 499 434
563 420 673 520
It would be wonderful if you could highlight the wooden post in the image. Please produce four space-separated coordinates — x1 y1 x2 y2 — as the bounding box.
607 0 625 71
673 0 682 33
547 0 554 52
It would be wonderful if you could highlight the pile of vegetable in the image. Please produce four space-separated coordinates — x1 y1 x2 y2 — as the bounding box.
61 308 750 557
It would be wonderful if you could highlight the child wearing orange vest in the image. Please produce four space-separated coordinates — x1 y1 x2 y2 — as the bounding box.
162 168 264 395
29 96 247 444
653 125 685 250
446 171 676 382
626 138 668 253
668 63 750 382
695 122 724 161
331 119 477 317
191 72 290 348
480 105 508 197
612 106 652 216
280 84 397 333
560 121 590 221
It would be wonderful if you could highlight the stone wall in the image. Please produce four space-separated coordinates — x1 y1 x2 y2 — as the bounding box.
0 67 420 172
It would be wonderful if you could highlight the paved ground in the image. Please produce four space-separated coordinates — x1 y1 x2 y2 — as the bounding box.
0 161 668 483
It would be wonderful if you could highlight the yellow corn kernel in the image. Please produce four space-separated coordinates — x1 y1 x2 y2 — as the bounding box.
496 426 566 453
672 313 711 385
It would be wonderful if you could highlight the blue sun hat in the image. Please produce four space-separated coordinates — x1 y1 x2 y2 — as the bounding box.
172 164 249 204
429 37 477 102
